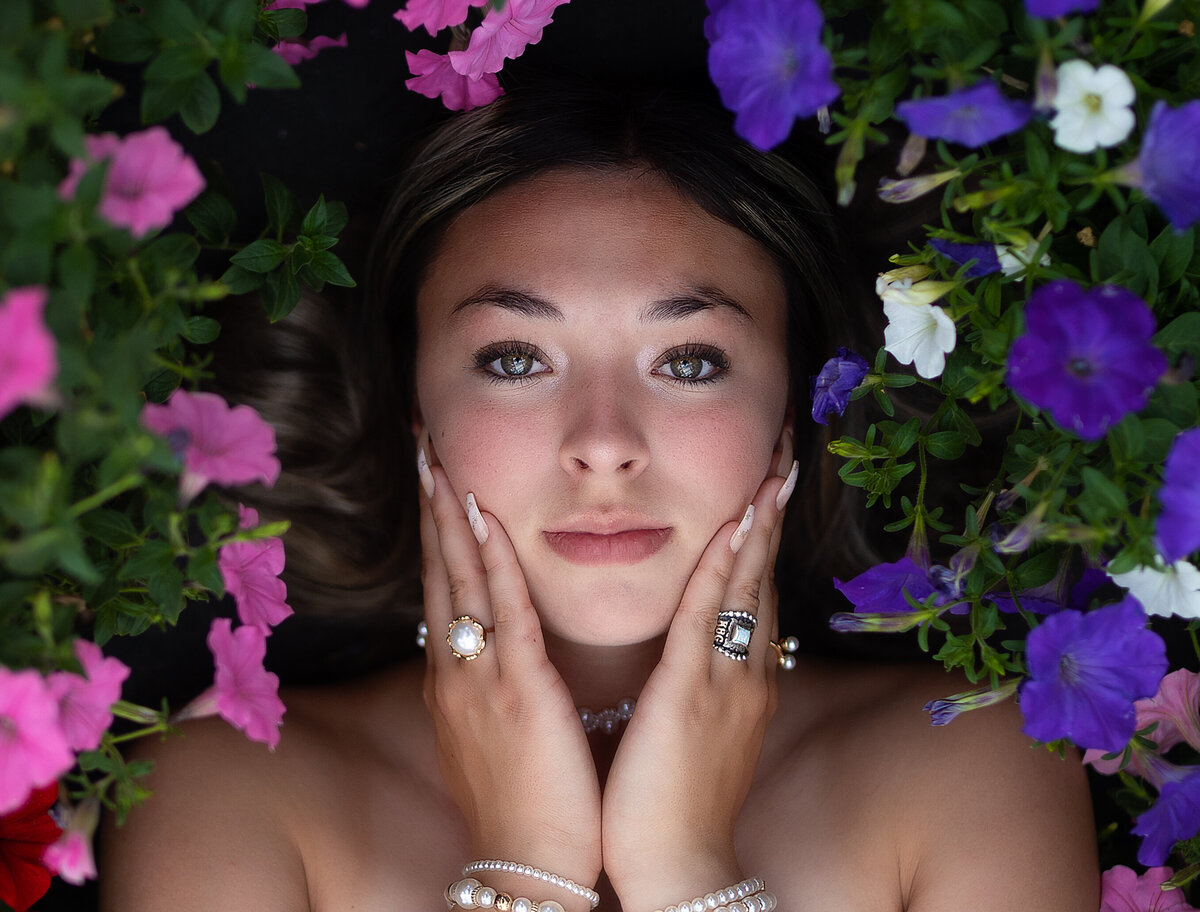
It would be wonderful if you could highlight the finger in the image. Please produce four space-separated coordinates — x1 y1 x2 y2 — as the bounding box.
420 447 498 670
759 457 798 654
468 499 551 677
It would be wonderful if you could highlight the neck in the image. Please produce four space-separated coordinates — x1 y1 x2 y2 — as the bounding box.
543 632 665 710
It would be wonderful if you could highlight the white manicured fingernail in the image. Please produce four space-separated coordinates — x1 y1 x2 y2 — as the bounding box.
466 492 489 544
729 504 754 553
776 460 799 511
417 448 435 499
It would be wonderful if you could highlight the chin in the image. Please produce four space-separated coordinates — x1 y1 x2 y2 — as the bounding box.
528 576 684 647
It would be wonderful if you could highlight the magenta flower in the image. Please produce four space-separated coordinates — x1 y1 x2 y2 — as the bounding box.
1025 0 1099 16
405 49 503 112
140 389 280 504
58 127 205 238
1019 597 1168 751
180 619 286 749
1100 865 1198 912
272 32 347 66
1134 768 1200 866
218 531 292 633
448 0 571 80
0 286 57 421
1131 101 1200 232
1158 429 1200 563
45 640 129 753
928 238 1002 278
833 556 946 614
897 82 1031 148
395 0 486 35
0 669 74 816
1007 280 1167 441
705 0 840 151
810 347 869 425
41 797 99 887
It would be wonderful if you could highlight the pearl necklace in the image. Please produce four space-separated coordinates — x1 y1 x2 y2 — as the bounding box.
577 697 635 734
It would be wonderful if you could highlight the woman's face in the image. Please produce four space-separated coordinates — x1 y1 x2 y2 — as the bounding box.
414 168 791 646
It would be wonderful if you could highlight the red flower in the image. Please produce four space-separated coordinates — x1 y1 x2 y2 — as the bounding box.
0 784 62 912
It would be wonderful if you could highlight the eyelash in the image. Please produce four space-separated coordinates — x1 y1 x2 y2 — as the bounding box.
471 341 731 386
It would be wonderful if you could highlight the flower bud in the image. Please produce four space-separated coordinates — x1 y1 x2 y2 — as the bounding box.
877 169 960 204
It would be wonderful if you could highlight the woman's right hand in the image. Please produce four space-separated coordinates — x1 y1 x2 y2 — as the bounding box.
417 433 602 906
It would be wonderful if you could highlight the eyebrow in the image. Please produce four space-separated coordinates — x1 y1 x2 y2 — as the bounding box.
449 284 754 324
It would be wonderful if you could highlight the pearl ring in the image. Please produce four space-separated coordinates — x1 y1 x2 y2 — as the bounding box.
447 615 491 660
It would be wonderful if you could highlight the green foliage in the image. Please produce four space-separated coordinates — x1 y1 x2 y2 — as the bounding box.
0 1 344 825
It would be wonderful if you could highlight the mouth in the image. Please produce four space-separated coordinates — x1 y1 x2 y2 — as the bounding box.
543 527 672 566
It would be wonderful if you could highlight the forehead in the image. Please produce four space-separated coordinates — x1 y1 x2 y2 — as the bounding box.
416 168 787 330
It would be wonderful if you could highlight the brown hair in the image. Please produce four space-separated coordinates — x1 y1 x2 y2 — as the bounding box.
218 85 879 633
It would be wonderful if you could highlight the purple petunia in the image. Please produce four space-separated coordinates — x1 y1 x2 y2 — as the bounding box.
896 82 1032 148
990 566 1108 615
1133 101 1200 232
1024 0 1099 17
1133 767 1200 866
810 347 869 425
928 239 1002 278
1019 597 1168 752
833 556 944 614
705 0 840 150
1007 280 1167 441
1158 429 1200 563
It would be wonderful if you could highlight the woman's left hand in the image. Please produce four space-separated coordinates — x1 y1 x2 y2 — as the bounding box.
602 433 797 910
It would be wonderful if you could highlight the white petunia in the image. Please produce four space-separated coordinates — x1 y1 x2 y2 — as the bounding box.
996 238 1052 277
879 276 957 379
1050 59 1136 154
1110 557 1200 619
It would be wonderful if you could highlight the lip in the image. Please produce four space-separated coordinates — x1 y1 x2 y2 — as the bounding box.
543 525 672 566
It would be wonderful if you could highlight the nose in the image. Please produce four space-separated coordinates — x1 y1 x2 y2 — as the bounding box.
558 378 650 478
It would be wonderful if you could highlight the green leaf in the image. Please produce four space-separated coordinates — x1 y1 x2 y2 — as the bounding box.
305 250 356 288
261 173 295 235
301 195 327 236
143 0 200 41
186 191 237 244
219 264 267 294
1155 313 1200 363
143 43 212 83
187 548 224 595
93 16 158 63
1150 225 1195 287
179 71 221 134
118 540 177 581
324 200 348 236
262 8 306 38
54 0 114 29
230 238 289 273
1081 466 1128 514
147 566 185 623
182 316 221 344
924 431 967 460
243 43 300 90
262 267 301 321
79 509 141 549
141 76 197 124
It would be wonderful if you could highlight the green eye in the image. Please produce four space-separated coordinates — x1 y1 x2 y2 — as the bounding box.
500 352 534 375
668 355 706 379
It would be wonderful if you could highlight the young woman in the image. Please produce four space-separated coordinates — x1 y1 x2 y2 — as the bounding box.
100 88 1098 912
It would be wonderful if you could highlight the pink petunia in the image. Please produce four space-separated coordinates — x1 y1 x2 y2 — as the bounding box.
272 32 348 66
140 389 280 504
1100 865 1198 912
394 0 486 34
1140 669 1200 754
58 127 205 238
405 49 503 112
45 640 130 753
41 797 99 887
0 286 57 421
447 0 571 80
0 669 74 816
218 534 293 633
177 620 285 749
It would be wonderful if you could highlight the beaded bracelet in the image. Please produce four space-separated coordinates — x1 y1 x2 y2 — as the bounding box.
462 860 600 910
653 876 778 912
446 876 565 912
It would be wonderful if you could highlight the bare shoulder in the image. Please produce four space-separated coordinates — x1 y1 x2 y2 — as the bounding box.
99 664 433 912
762 658 1099 912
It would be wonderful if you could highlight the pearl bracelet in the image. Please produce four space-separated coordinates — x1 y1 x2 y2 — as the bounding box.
462 860 600 910
446 876 565 912
653 876 778 912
